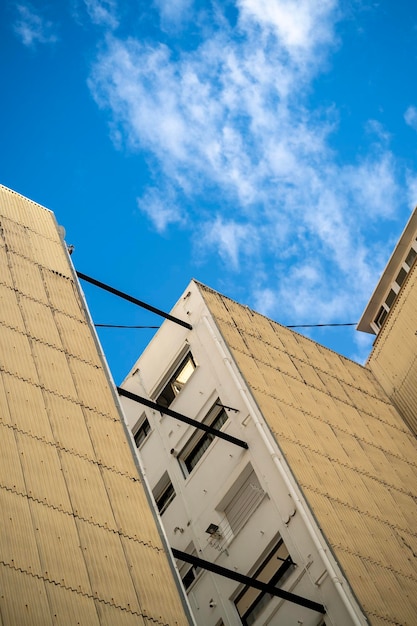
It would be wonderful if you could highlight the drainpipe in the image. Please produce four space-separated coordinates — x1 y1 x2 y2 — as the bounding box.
202 316 365 626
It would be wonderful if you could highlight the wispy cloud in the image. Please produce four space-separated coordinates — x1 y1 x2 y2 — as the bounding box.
405 105 417 131
237 0 338 64
88 0 409 329
14 4 58 47
198 216 258 270
137 187 184 233
406 172 417 210
83 0 119 29
153 0 194 30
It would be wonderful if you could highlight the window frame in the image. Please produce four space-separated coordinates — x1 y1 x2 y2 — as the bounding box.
405 245 417 269
155 351 196 408
372 241 417 333
395 266 407 287
153 472 176 515
222 465 266 539
179 402 229 476
177 543 202 591
133 414 151 448
234 537 295 626
374 304 388 329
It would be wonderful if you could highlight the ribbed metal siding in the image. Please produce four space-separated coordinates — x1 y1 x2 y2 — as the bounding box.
1 215 70 276
100 468 162 545
0 567 54 626
0 184 58 238
3 373 55 441
83 407 137 473
0 186 190 625
200 283 417 626
7 251 50 304
369 264 417 435
54 311 102 365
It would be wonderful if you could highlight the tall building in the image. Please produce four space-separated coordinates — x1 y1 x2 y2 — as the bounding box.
0 185 192 625
358 208 417 436
120 209 417 626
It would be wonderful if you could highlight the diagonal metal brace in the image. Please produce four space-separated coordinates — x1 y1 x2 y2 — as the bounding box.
172 548 326 614
117 387 248 450
76 271 192 330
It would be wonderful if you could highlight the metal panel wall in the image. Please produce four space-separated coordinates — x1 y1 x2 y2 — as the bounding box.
200 282 417 626
368 264 417 435
0 185 190 625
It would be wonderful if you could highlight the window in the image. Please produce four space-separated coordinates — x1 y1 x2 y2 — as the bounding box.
224 466 265 537
153 472 176 514
374 244 417 332
156 353 196 407
234 538 294 626
133 415 151 448
396 267 407 287
180 404 228 475
177 543 201 591
375 305 388 329
405 246 417 269
385 288 396 309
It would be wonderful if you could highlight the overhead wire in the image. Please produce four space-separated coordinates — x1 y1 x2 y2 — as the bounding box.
76 271 192 330
94 324 160 329
94 322 358 330
286 322 357 328
77 269 357 331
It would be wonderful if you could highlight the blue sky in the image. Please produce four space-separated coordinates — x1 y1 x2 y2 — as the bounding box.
1 0 417 383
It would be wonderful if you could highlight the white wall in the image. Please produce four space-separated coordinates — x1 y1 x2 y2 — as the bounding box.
120 281 365 626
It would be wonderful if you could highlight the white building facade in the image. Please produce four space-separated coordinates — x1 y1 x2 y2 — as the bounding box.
119 281 368 626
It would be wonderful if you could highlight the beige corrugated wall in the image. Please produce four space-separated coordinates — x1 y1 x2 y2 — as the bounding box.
199 282 417 626
367 261 417 437
0 185 190 626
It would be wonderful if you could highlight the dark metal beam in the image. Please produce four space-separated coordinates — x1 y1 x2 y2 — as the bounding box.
76 271 192 330
117 388 249 450
172 548 326 615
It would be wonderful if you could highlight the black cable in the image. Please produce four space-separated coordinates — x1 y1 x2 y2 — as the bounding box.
95 324 159 329
94 321 357 330
76 271 356 331
285 322 357 328
117 387 248 450
76 271 192 330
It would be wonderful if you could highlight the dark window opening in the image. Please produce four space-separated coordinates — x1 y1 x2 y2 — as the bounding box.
183 407 228 474
375 306 388 329
405 247 417 269
396 267 407 287
182 563 201 589
234 538 295 626
178 544 201 590
134 417 151 448
385 289 396 309
153 473 176 514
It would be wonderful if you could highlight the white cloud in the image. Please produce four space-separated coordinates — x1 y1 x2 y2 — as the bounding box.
404 105 417 131
88 0 410 330
252 287 278 318
406 172 417 210
14 4 58 47
89 41 190 159
237 0 338 61
198 217 257 270
83 0 119 28
137 187 184 233
351 327 374 365
342 151 400 219
153 0 193 29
